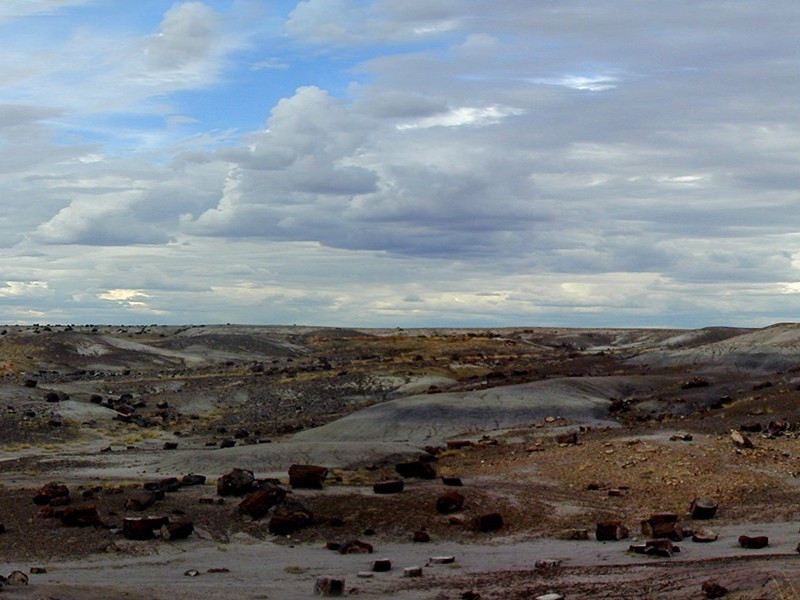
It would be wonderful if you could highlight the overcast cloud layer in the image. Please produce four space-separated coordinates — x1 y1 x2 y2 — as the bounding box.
0 0 799 327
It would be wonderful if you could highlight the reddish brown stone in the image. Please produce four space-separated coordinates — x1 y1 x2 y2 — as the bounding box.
59 503 102 527
395 460 437 479
123 516 169 540
288 464 328 489
690 497 718 520
217 468 255 497
373 480 404 494
738 535 768 549
441 476 463 487
161 519 194 540
268 501 313 535
436 491 465 514
339 539 373 554
446 440 472 450
556 431 578 445
33 482 70 506
314 576 345 596
413 531 431 542
641 513 682 540
238 486 286 519
702 580 728 598
596 521 629 541
125 491 159 512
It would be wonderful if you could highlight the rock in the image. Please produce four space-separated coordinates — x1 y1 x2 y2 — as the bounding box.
339 539 373 554
596 521 629 541
217 468 255 497
472 512 503 532
396 460 437 479
412 531 431 542
288 464 328 489
535 594 564 600
29 567 46 574
161 519 194 541
403 566 423 577
268 501 313 535
738 535 768 549
535 559 562 570
145 478 180 493
238 486 286 519
372 558 391 572
33 482 70 506
373 480 404 494
461 592 481 600
730 430 754 449
219 439 236 448
690 497 719 519
740 422 762 432
692 527 719 543
554 528 589 540
314 577 345 596
436 491 465 514
428 556 455 564
123 516 169 540
669 433 693 441
59 503 103 527
23 379 37 388
125 491 160 512
555 431 578 445
446 440 472 449
184 569 200 577
641 513 682 540
441 476 463 487
357 571 373 578
163 442 178 450
643 539 680 557
181 474 207 487
702 580 728 598
7 570 28 585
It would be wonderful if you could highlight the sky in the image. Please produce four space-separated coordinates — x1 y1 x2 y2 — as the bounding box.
1 1 799 328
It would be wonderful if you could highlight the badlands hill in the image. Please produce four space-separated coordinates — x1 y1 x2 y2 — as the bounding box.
2 323 800 598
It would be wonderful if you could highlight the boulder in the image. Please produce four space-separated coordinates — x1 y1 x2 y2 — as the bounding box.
641 513 682 540
692 527 719 543
268 501 313 535
288 464 328 489
372 558 391 572
436 491 465 514
738 535 768 549
238 486 286 519
730 430 754 449
395 460 437 479
33 482 70 506
125 491 160 512
217 468 255 497
123 516 169 540
161 519 194 541
6 570 28 585
373 480 404 494
314 576 345 597
596 521 629 541
339 539 373 554
690 497 718 520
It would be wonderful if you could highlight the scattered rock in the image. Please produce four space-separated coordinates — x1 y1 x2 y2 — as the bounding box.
184 569 200 577
161 520 194 541
692 527 719 543
641 513 682 541
181 474 207 487
238 486 287 519
596 521 629 541
315 576 345 596
29 567 46 574
217 468 255 497
372 558 391 572
441 476 463 486
436 491 465 514
730 430 754 449
373 480 404 494
268 501 313 535
288 464 328 489
6 570 28 585
428 556 455 564
472 513 503 532
125 491 160 512
738 535 768 549
396 460 437 479
446 440 473 449
690 497 719 520
339 539 373 554
404 566 423 577
555 431 578 445
412 531 431 543
33 482 70 506
123 516 169 540
535 559 562 570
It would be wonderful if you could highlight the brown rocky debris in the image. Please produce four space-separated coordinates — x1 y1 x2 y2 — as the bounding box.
404 566 423 577
596 521 629 541
125 490 160 512
692 527 719 543
412 531 431 542
217 468 255 497
161 519 194 541
181 474 207 486
472 513 503 532
6 570 28 585
33 482 70 506
702 580 728 598
555 431 578 445
730 430 754 449
436 490 465 514
59 503 103 527
395 460 437 479
288 464 328 489
268 501 313 535
641 513 682 540
690 497 719 520
123 516 169 540
738 535 768 549
441 476 463 486
372 480 404 494
446 440 473 450
238 486 286 519
372 558 391 572
314 576 345 596
339 539 373 554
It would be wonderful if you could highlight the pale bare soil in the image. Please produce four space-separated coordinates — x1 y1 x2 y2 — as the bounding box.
2 323 800 598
